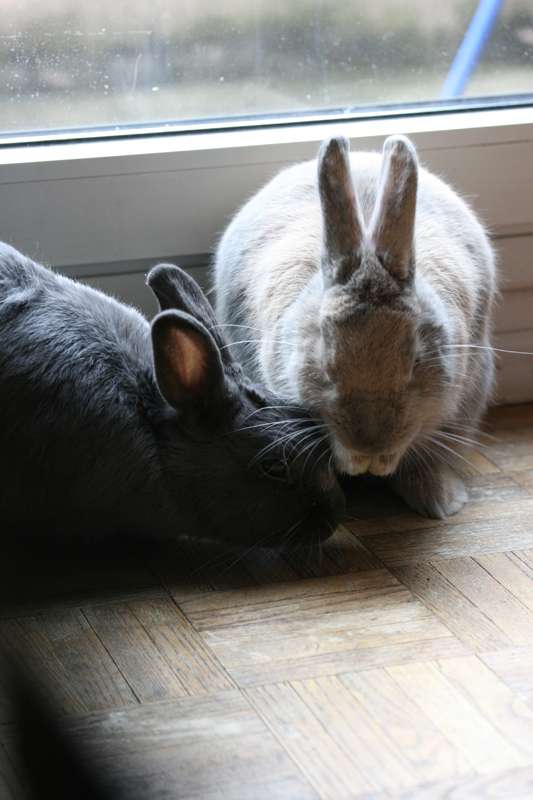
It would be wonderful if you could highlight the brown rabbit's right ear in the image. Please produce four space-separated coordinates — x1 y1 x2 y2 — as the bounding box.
369 135 418 281
151 310 227 426
318 135 364 285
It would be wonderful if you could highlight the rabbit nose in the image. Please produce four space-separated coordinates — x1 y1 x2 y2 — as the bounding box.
351 401 408 452
347 427 392 456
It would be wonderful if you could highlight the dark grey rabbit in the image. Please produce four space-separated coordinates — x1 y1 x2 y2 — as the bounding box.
214 135 497 519
0 243 344 546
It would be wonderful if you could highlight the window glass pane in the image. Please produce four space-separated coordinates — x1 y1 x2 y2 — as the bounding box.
1 0 532 136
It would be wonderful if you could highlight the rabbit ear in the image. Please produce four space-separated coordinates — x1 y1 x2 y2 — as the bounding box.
151 309 227 426
318 135 364 284
369 135 418 281
147 264 231 360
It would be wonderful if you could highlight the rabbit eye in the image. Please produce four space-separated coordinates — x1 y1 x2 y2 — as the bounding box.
409 356 422 385
259 458 291 482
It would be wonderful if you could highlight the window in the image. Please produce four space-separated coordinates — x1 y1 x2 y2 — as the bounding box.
1 0 532 139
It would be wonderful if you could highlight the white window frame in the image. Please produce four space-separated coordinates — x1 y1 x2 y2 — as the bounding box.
0 103 532 404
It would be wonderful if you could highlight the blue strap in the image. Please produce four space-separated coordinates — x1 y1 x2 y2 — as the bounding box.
440 0 505 99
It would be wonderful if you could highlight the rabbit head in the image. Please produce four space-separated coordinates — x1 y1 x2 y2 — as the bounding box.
305 135 456 477
147 264 345 547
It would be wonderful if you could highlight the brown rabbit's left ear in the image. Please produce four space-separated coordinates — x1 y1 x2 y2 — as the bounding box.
318 135 364 285
369 135 418 281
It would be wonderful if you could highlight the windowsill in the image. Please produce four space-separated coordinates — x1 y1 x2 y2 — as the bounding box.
1 103 532 173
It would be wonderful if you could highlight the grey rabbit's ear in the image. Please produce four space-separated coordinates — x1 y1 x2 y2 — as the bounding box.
369 135 418 281
147 263 231 359
151 309 228 426
318 135 364 285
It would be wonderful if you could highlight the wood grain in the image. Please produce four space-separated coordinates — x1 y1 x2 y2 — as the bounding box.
437 656 533 759
8 691 319 800
391 563 514 652
83 602 196 703
508 469 533 496
480 646 533 710
2 403 533 799
386 661 528 775
432 558 533 646
516 549 533 570
178 571 467 686
339 668 472 784
0 609 136 717
129 598 235 694
358 513 533 567
457 448 502 476
246 681 388 800
344 473 532 537
362 765 533 800
474 552 533 612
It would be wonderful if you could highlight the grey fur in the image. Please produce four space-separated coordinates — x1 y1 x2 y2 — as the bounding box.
214 135 497 519
0 243 344 546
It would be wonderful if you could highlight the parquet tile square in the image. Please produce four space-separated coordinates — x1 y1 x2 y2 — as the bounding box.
177 571 468 686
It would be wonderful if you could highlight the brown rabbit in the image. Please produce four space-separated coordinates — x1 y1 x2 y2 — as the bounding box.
214 134 497 518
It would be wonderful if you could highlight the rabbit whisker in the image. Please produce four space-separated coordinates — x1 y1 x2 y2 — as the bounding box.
219 338 293 351
246 426 310 465
248 431 323 468
321 532 345 570
188 548 236 578
300 434 333 477
444 344 533 357
280 517 307 546
444 422 499 442
409 440 440 472
212 539 271 578
341 513 364 523
235 419 304 435
436 430 484 448
421 435 479 472
434 430 504 457
212 322 276 334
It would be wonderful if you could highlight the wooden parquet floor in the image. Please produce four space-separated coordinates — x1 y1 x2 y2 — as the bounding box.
2 404 533 799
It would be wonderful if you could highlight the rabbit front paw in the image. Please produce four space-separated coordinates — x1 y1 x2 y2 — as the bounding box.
391 465 468 519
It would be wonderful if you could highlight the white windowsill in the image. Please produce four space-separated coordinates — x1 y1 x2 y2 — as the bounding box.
1 104 532 170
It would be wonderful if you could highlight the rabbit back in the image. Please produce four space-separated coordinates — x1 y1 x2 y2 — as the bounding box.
0 243 166 534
